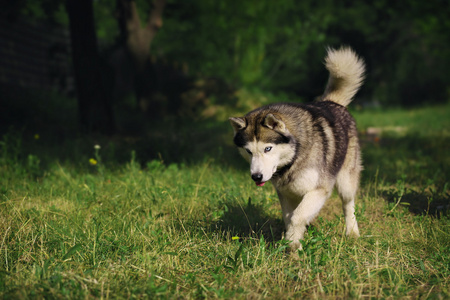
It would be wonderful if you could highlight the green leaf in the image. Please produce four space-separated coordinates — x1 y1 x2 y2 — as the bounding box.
62 244 82 260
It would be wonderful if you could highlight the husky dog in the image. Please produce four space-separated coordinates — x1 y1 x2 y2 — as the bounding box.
229 47 365 250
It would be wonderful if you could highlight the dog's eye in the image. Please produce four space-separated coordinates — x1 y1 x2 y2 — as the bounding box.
264 146 272 153
245 149 252 155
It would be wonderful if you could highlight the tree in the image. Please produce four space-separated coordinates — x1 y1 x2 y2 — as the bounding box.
116 0 166 113
66 0 115 133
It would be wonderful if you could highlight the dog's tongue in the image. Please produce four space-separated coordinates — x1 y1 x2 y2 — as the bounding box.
256 182 265 187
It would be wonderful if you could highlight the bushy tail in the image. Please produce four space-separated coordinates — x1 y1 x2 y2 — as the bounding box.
321 47 365 107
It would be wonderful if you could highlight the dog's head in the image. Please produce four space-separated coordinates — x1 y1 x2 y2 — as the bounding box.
229 113 296 186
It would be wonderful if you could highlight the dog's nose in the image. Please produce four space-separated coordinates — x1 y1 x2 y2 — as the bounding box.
251 173 263 182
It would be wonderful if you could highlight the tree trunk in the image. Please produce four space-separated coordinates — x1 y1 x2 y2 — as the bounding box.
117 0 165 114
67 0 115 134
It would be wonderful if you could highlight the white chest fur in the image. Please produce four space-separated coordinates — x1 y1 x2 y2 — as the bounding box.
273 168 320 199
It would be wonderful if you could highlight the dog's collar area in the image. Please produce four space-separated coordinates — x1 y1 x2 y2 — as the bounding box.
273 164 292 178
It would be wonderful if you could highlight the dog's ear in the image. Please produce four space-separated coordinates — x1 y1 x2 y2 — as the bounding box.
229 117 247 133
263 114 286 132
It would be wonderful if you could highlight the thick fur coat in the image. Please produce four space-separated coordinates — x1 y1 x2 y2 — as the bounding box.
230 47 365 250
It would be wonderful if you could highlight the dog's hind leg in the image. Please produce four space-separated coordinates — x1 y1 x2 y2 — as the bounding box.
340 193 360 238
336 159 361 237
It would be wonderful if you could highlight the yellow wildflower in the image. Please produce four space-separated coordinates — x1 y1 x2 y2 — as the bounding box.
89 158 98 165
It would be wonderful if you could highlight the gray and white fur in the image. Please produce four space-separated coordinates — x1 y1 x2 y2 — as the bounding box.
229 47 365 250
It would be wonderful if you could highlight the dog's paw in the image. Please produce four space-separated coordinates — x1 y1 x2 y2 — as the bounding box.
346 226 360 238
289 240 303 252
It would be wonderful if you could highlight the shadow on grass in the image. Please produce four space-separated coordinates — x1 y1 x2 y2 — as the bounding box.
2 115 247 173
361 134 449 217
382 189 450 217
210 197 284 244
361 135 449 186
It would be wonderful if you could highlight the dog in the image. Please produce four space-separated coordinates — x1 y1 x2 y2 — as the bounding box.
229 47 365 250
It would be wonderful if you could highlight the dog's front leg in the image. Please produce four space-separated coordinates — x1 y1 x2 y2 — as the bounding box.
279 189 329 251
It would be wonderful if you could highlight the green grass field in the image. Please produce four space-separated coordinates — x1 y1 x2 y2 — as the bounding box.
1 103 449 299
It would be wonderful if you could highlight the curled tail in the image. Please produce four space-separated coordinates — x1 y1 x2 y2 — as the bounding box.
321 47 365 107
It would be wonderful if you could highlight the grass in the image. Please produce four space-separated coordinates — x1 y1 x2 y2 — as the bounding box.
0 102 449 298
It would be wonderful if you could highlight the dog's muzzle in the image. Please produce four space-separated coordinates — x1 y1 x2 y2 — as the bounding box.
251 173 265 186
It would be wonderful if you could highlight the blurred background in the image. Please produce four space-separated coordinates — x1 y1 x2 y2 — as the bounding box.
0 0 449 163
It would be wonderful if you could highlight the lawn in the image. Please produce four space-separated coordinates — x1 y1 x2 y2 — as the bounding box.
1 103 449 298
